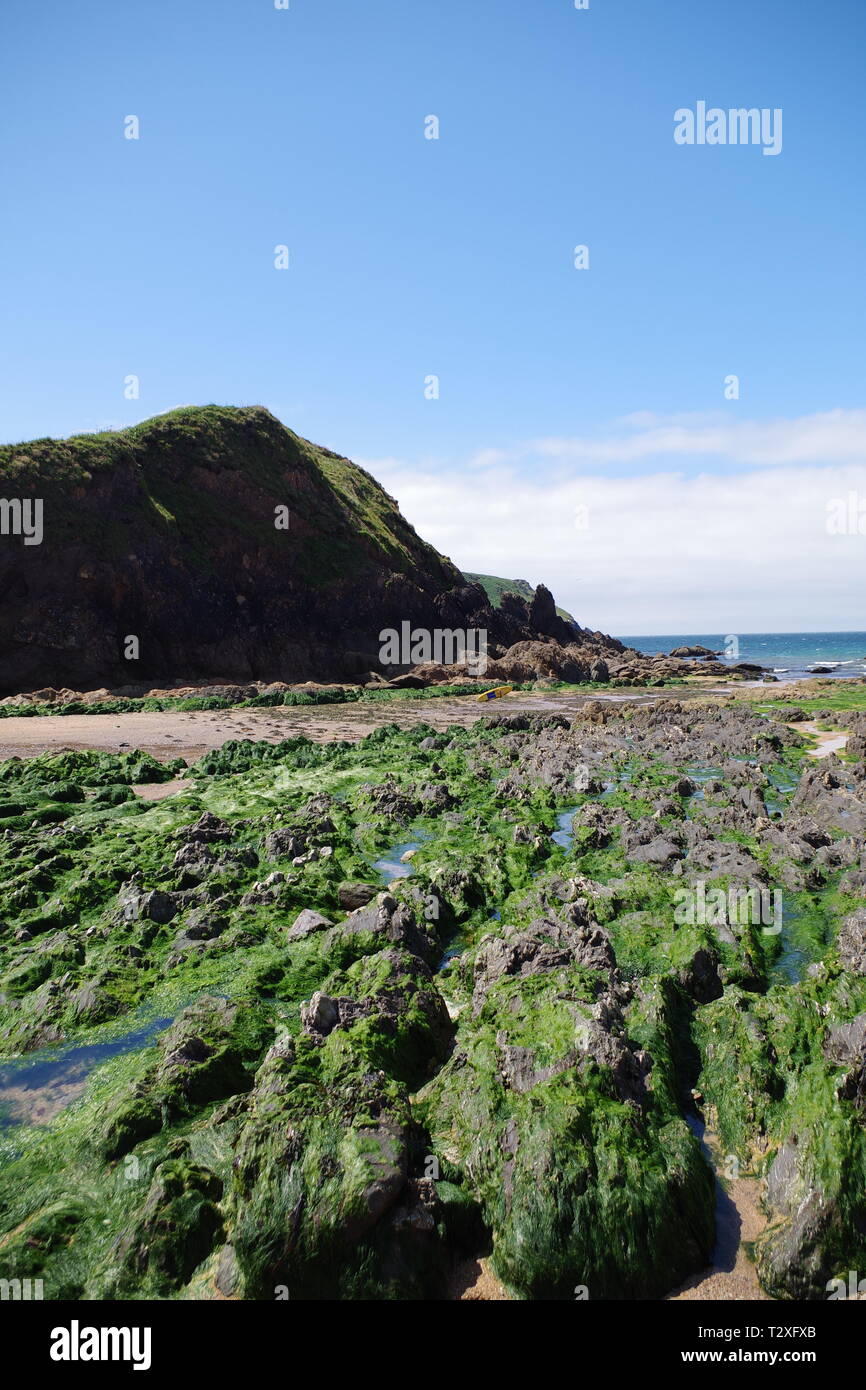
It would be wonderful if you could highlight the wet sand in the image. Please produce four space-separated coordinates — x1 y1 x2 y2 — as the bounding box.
788 719 849 759
451 1257 512 1300
0 685 728 764
132 777 193 801
668 1122 768 1301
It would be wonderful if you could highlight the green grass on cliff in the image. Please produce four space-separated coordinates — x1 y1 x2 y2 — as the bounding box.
462 571 579 627
0 405 460 589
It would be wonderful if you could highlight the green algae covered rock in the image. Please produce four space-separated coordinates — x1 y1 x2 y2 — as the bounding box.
2 703 866 1300
111 1156 225 1296
228 1038 416 1298
100 996 271 1159
418 957 715 1298
0 1200 86 1287
696 971 866 1297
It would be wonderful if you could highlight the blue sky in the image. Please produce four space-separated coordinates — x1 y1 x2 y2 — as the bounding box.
1 0 864 631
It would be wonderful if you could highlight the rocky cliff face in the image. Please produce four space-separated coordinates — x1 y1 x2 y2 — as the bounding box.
0 406 623 694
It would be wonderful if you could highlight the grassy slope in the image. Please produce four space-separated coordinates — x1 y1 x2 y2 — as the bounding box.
0 405 462 591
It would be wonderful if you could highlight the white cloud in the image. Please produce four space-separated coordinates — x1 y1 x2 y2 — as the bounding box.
474 409 866 470
362 451 866 634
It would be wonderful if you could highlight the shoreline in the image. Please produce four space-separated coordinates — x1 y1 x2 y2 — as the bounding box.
0 675 860 764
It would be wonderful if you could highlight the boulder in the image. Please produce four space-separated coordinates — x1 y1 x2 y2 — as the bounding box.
338 881 378 910
287 908 333 942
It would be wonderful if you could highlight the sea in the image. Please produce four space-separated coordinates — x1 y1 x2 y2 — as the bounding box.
614 632 866 683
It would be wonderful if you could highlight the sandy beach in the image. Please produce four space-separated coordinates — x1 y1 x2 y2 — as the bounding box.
0 683 740 763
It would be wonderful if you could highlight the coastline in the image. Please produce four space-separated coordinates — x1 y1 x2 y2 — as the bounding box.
0 675 859 764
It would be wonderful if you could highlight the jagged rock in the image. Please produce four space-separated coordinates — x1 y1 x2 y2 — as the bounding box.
287 908 333 941
113 1157 224 1293
838 908 866 974
823 1012 866 1110
172 842 216 872
262 827 306 860
300 991 344 1038
332 894 440 967
337 882 378 910
214 1244 243 1298
757 1146 845 1299
71 981 121 1021
677 947 724 1004
626 836 683 868
180 812 233 844
472 914 616 1012
117 885 178 924
823 1013 866 1067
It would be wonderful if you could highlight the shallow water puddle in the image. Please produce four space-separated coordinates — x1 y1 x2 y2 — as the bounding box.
370 826 434 883
0 1015 173 1129
600 773 629 794
769 902 824 986
679 763 722 812
551 807 581 851
667 1116 768 1300
371 839 421 882
765 767 798 816
683 762 724 790
437 911 500 974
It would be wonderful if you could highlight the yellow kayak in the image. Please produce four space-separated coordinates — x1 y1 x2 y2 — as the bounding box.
476 684 513 702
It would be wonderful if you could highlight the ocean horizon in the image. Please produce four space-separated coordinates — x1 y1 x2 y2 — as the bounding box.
614 631 866 681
